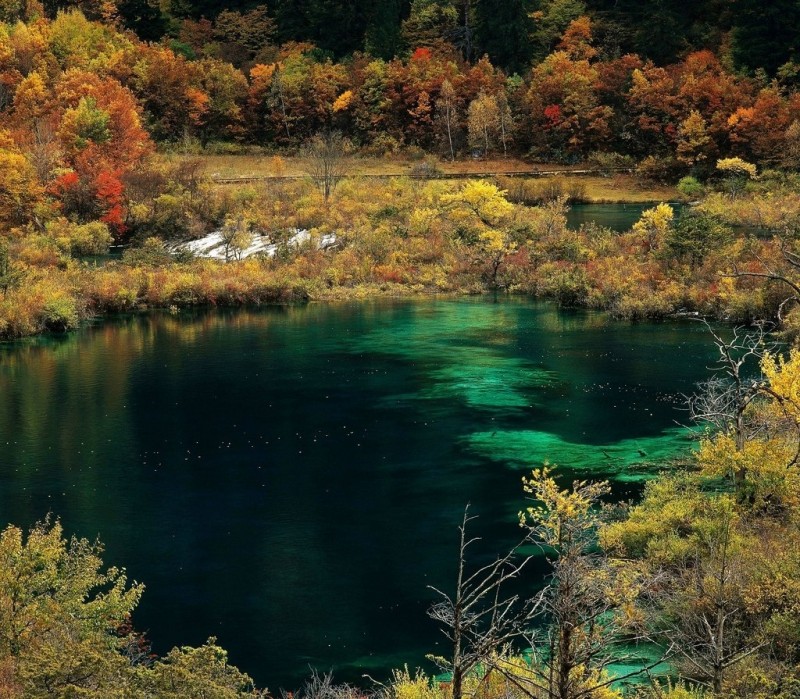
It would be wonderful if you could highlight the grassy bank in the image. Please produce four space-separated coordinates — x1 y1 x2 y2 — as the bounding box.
170 154 678 203
2 170 791 342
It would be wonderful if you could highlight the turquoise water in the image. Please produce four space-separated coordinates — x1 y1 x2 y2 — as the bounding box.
566 203 686 231
0 299 717 688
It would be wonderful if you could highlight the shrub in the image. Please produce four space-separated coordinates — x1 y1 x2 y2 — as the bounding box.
636 155 682 183
410 156 442 179
40 295 79 332
677 176 705 199
388 667 445 699
123 237 177 266
586 151 635 175
366 133 402 157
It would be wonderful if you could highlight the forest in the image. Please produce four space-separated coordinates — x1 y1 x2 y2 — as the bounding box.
3 0 800 696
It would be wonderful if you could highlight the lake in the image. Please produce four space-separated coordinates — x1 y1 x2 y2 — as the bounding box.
0 299 718 688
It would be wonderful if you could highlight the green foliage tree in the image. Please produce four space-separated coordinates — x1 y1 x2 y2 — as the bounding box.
0 518 264 698
663 211 732 268
142 640 262 698
0 242 23 296
0 518 143 698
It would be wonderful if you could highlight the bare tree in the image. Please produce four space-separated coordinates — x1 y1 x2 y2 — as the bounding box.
687 322 773 454
437 79 458 162
497 93 513 159
27 118 63 185
448 0 475 62
302 131 351 204
687 321 800 486
270 67 291 141
427 505 537 699
293 669 364 699
727 239 800 323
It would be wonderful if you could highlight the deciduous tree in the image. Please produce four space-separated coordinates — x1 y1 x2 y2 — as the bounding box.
302 130 350 203
427 506 535 699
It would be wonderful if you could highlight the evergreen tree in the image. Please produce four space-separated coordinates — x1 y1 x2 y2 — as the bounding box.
364 0 405 59
117 0 170 41
529 0 586 61
304 0 371 55
731 0 800 76
474 0 534 74
402 0 458 50
272 0 311 44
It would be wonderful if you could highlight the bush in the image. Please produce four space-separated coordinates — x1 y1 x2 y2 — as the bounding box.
389 667 445 699
40 295 79 332
365 133 402 157
677 176 705 199
123 237 177 266
410 156 442 179
536 263 591 305
202 141 249 156
586 151 635 175
498 177 586 205
130 194 192 242
636 155 683 183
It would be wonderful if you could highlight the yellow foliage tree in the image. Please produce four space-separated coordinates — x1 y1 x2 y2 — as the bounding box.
631 202 674 253
676 110 713 166
0 137 41 227
697 347 800 510
442 180 517 287
504 467 642 699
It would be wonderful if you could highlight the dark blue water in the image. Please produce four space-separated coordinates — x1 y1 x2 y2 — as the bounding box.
0 299 717 688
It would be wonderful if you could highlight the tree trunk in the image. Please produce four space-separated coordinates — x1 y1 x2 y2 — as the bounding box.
447 108 455 162
557 624 572 699
452 664 464 699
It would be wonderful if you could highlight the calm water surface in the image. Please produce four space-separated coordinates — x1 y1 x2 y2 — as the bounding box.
0 299 717 688
566 202 687 231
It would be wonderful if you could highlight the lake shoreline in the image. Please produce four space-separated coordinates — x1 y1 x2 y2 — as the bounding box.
1 283 712 345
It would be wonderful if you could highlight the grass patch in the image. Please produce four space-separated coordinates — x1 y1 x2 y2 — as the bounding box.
167 154 676 203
